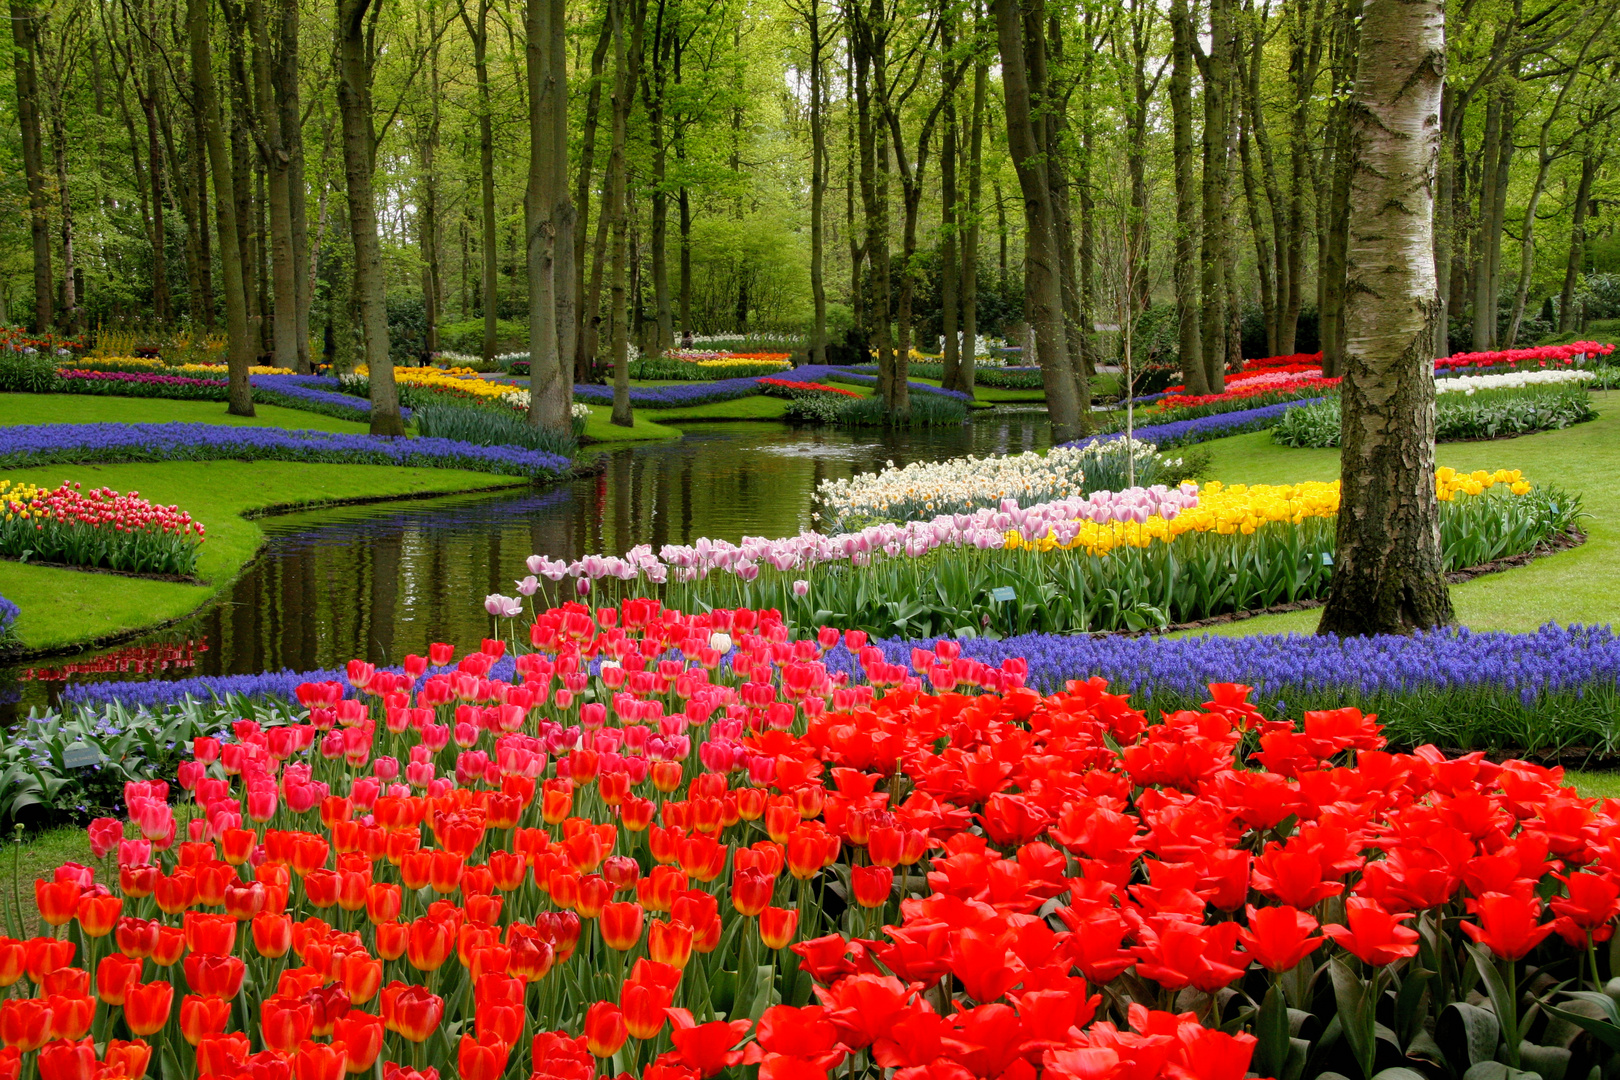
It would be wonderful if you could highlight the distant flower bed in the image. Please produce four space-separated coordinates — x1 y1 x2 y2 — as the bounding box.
1436 340 1615 371
1077 398 1326 450
826 369 974 402
854 361 1045 390
630 355 792 380
0 422 570 478
0 478 207 576
757 377 860 398
0 592 17 645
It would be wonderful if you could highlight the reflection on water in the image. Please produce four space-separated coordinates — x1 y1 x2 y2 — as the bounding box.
2 413 1051 715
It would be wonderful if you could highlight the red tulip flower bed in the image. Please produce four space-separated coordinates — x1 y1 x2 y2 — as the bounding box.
8 602 1620 1080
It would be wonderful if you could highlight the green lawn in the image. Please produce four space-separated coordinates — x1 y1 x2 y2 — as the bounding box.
579 403 684 442
0 460 528 651
1175 390 1620 637
656 395 794 422
0 393 372 433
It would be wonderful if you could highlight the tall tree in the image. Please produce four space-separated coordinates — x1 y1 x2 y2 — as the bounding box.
994 0 1084 441
1317 0 1451 636
605 0 647 426
1168 0 1202 393
458 0 498 363
335 0 404 434
10 0 52 331
525 0 571 431
188 0 255 412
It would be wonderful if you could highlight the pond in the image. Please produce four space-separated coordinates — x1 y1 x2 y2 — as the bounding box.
1 410 1053 716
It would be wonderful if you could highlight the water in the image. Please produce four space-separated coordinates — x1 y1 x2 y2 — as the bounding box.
1 412 1052 715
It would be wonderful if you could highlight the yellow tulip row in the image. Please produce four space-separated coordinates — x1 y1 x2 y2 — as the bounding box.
1006 469 1534 557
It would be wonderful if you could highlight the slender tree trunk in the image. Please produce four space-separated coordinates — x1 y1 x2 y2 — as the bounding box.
1470 90 1503 350
1317 0 1452 636
1239 86 1276 358
853 5 895 408
225 6 263 355
1197 0 1232 392
1558 146 1598 333
846 47 864 341
46 85 79 335
573 19 611 375
280 0 311 371
249 0 297 368
418 31 443 357
11 0 52 331
644 2 672 352
189 0 254 411
994 0 1081 442
1169 0 1203 392
939 20 960 392
1433 85 1458 357
1280 0 1323 354
336 0 403 434
526 0 568 430
957 54 985 394
1076 14 1097 382
1503 151 1551 348
461 0 499 362
605 0 643 426
1318 0 1360 378
550 0 575 390
807 0 827 364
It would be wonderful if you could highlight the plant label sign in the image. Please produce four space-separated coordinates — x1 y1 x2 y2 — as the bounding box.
990 586 1017 603
61 744 100 768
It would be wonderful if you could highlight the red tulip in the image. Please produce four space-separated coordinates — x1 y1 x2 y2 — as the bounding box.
0 999 53 1051
1323 898 1421 966
36 1038 96 1080
123 982 174 1038
851 866 892 909
759 907 799 950
34 881 80 928
583 1002 628 1058
381 983 444 1043
600 902 644 951
457 1033 510 1080
294 1039 349 1080
665 1009 751 1077
103 1039 153 1080
261 995 316 1054
180 995 233 1046
74 895 120 938
1236 904 1324 973
1461 893 1556 961
334 1014 385 1073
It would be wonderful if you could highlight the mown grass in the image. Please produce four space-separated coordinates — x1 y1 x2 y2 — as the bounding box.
0 458 529 651
0 392 373 434
1174 391 1620 637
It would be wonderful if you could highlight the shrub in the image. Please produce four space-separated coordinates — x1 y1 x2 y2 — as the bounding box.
835 391 968 428
386 293 430 364
436 317 530 354
413 402 579 458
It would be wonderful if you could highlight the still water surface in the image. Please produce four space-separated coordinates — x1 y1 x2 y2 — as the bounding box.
3 413 1052 714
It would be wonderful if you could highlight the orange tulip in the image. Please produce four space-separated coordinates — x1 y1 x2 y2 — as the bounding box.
123 982 174 1038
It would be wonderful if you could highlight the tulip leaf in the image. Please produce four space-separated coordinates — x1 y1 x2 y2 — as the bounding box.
1516 1041 1570 1080
1438 1001 1503 1068
1394 966 1434 1047
1540 1000 1620 1053
1255 983 1290 1080
1461 1064 1543 1080
1370 1069 1430 1080
1468 943 1519 1046
1329 957 1374 1080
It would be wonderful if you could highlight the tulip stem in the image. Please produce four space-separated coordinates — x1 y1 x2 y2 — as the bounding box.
1588 931 1603 991
1500 958 1520 1069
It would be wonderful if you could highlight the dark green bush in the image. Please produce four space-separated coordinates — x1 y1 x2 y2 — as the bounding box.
0 352 61 393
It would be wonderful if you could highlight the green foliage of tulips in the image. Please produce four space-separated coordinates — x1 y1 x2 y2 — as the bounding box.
633 485 1580 640
1274 387 1599 448
413 403 581 456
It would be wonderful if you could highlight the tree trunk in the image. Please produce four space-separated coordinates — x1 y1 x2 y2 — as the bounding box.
336 0 403 435
807 0 827 365
956 55 985 395
994 0 1082 442
525 0 568 431
419 30 444 357
1317 0 1452 637
45 78 79 335
279 0 311 371
606 0 644 426
1169 0 1202 392
1318 0 1360 378
1470 87 1506 350
1197 0 1232 392
225 6 263 356
644 1 672 353
939 18 960 392
10 0 52 331
573 19 611 376
853 3 896 409
1558 146 1597 333
460 0 499 362
1432 84 1459 358
189 0 254 412
249 0 298 368
1281 0 1324 355
550 0 575 390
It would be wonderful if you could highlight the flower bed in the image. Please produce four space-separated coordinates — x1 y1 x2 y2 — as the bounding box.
630 355 793 380
824 370 975 402
13 604 1620 1080
507 467 1569 639
1150 378 1341 419
0 423 571 479
756 378 860 399
1437 340 1615 372
0 591 17 647
1436 368 1599 394
854 362 1046 390
1076 398 1325 450
814 439 1176 529
1273 387 1599 448
0 480 206 576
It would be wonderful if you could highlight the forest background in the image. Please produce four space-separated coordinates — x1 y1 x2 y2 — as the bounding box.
2 0 1618 412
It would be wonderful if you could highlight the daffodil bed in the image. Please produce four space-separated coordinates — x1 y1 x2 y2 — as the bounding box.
487 468 1574 640
10 605 1620 1080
